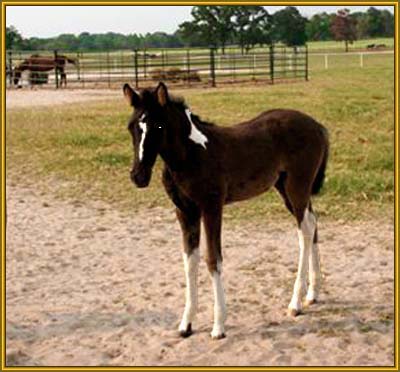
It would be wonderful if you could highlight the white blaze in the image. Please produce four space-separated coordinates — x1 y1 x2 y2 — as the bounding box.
185 108 208 149
138 118 147 162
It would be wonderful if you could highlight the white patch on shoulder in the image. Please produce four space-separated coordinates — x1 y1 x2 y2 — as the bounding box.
185 108 208 149
138 116 147 162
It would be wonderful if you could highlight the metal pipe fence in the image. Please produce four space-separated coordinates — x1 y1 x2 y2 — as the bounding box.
6 45 308 90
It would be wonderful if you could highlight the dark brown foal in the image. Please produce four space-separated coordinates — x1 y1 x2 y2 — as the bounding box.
123 82 329 339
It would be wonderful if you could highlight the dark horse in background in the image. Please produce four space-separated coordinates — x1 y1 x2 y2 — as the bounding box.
123 82 329 339
13 54 77 87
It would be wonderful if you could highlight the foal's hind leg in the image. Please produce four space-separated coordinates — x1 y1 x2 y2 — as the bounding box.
305 203 321 306
281 175 317 317
288 207 316 316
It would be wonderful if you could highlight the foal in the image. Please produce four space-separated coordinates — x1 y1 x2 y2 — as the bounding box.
123 82 329 339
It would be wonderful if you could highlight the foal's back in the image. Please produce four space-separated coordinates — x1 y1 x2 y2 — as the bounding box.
216 109 327 168
209 108 329 203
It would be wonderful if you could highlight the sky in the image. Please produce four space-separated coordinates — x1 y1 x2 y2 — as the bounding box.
6 5 395 38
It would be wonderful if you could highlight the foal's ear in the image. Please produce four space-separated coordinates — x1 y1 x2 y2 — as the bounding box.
155 82 169 107
123 83 140 107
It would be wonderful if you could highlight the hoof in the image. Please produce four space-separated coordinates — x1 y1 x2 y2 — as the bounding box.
211 332 226 340
287 308 302 317
305 298 317 307
179 323 193 338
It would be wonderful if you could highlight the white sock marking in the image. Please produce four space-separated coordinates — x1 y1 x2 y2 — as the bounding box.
211 262 226 338
289 208 316 312
307 241 321 302
185 108 208 149
179 249 200 332
138 119 147 162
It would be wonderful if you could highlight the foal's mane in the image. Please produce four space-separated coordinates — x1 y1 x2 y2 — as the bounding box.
140 87 215 128
169 94 215 128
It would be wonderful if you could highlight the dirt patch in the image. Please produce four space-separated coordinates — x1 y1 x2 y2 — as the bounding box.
6 184 394 366
6 89 120 109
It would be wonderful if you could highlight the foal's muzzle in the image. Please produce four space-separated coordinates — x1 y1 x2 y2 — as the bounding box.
130 167 152 188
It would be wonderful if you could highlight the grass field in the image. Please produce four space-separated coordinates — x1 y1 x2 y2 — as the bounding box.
306 37 394 51
6 53 394 223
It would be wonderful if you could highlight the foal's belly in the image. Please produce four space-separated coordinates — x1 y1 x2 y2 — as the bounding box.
225 171 279 204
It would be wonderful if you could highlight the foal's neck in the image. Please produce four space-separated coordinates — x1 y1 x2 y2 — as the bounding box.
159 107 209 172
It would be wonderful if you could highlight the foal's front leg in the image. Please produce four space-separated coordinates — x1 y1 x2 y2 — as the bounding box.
288 207 316 316
203 203 227 339
177 207 201 337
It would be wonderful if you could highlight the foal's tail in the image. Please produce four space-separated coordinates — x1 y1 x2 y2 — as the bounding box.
312 129 329 195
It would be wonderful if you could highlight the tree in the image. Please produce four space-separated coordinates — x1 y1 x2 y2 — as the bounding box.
330 9 357 52
189 6 236 53
306 12 333 41
176 21 207 47
271 6 307 46
365 7 384 37
381 9 394 37
232 6 271 54
351 11 369 39
6 26 24 49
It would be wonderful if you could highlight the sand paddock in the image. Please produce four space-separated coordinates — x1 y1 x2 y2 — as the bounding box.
6 183 394 366
5 89 394 366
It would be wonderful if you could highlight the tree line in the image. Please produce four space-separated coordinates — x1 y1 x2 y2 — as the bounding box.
6 6 394 53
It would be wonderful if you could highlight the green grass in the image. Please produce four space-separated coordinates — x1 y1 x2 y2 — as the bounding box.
6 54 394 223
307 37 394 51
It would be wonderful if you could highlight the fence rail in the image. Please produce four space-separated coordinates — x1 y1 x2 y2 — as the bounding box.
6 45 308 89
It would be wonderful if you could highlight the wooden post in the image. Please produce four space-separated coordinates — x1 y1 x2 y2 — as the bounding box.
106 51 111 88
7 50 12 86
144 49 147 79
186 49 190 86
305 44 309 81
209 47 216 87
54 50 59 89
76 52 81 81
134 49 139 88
269 44 274 84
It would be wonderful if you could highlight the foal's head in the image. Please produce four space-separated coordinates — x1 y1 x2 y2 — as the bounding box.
123 82 172 188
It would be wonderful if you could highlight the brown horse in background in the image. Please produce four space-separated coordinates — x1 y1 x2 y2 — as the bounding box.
13 54 77 87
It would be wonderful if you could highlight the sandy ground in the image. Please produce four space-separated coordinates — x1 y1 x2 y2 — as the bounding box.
5 88 395 366
6 183 394 367
6 89 120 109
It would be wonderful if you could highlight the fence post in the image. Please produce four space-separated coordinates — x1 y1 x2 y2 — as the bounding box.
7 50 12 86
106 51 111 88
54 50 59 88
80 52 85 88
269 44 274 84
134 49 139 88
186 49 191 87
76 52 81 81
144 49 147 79
305 44 309 81
161 50 165 72
209 47 216 87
